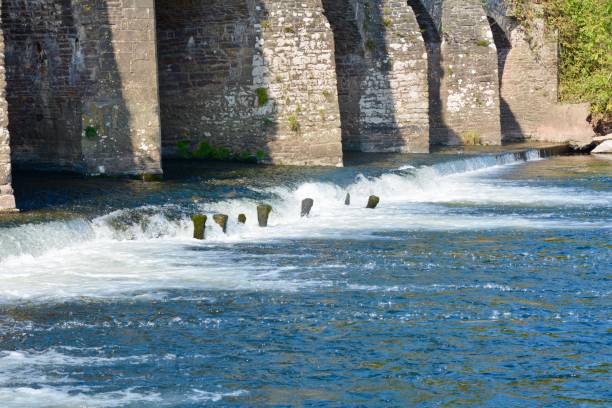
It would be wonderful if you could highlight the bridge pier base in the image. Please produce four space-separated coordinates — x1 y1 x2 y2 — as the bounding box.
0 21 15 212
432 0 502 145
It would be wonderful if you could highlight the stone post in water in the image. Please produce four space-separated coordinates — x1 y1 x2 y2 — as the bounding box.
301 198 314 217
213 214 229 233
192 214 207 240
238 214 247 224
345 193 350 206
366 195 380 209
257 204 273 227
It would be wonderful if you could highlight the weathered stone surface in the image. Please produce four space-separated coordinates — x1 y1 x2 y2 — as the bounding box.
257 204 272 227
366 195 380 209
0 15 16 212
417 0 501 146
484 1 561 143
192 214 207 240
157 0 343 166
537 103 596 145
593 135 612 143
2 0 162 176
591 140 612 155
213 214 229 233
324 0 429 153
301 198 314 217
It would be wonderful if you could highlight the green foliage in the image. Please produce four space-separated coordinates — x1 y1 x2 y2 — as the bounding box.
261 20 270 30
514 0 611 116
462 131 482 146
476 39 490 47
176 140 192 158
179 140 264 163
84 126 98 140
382 17 392 28
288 114 300 132
256 87 269 107
283 26 295 34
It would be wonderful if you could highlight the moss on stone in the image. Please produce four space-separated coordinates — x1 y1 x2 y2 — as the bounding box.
462 131 482 146
288 114 300 132
256 87 269 107
191 214 207 240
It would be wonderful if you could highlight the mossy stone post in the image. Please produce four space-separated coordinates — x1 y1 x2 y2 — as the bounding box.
257 204 273 227
192 214 207 240
345 193 351 206
366 195 380 209
213 214 229 233
238 214 247 224
301 198 314 217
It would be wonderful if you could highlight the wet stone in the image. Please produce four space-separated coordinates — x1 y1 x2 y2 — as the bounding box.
366 195 380 209
301 198 314 217
192 214 207 240
213 214 229 233
257 204 273 227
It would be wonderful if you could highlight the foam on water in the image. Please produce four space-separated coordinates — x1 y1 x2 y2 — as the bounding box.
0 150 610 304
0 348 248 407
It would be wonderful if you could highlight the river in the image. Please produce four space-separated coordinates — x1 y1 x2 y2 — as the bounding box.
0 149 610 406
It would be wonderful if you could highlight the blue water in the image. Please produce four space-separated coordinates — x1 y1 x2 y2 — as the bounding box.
0 151 610 406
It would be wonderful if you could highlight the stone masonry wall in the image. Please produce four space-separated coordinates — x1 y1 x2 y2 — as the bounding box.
1 0 161 175
417 0 501 146
436 0 501 145
0 9 16 212
257 0 343 165
156 0 262 156
157 0 343 166
324 0 429 153
485 1 559 142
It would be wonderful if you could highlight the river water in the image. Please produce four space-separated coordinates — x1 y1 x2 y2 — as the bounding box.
0 150 610 407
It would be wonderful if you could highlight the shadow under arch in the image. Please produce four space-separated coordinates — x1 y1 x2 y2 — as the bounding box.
487 15 524 143
323 0 412 153
407 0 458 147
154 0 278 163
2 0 138 176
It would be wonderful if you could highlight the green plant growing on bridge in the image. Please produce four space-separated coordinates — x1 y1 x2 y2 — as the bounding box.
84 125 98 140
476 39 490 47
462 131 482 146
176 140 192 158
256 87 269 107
288 114 300 132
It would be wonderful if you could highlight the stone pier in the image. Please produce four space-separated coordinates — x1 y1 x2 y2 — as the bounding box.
324 0 429 153
0 12 15 212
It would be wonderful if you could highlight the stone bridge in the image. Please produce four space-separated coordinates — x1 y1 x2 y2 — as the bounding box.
0 0 560 211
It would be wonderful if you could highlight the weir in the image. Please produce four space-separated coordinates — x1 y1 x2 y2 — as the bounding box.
0 0 577 212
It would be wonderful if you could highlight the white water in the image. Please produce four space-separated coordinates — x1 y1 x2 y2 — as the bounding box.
0 151 609 304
